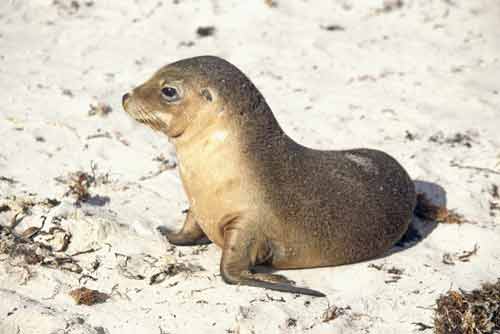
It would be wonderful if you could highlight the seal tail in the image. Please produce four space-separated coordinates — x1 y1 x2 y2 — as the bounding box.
242 279 326 297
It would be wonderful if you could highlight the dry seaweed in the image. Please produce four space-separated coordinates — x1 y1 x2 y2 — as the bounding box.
265 0 278 7
368 263 384 271
321 24 345 31
42 256 82 273
0 176 17 184
412 322 433 331
88 103 112 117
322 305 351 322
63 171 93 202
139 155 177 181
450 162 500 176
69 287 109 305
491 185 499 199
57 162 110 204
374 0 404 14
286 318 297 327
457 244 479 262
150 262 205 285
429 131 476 148
196 26 215 38
442 244 479 266
385 266 404 283
0 217 82 275
387 267 404 275
414 193 470 224
0 204 11 213
434 280 500 334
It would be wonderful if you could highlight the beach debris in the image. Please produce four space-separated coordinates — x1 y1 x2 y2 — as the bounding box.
385 266 404 283
88 103 112 117
86 131 112 140
196 26 215 38
70 247 100 257
0 204 11 213
322 305 351 322
64 171 93 202
490 200 500 217
387 267 404 275
69 287 109 305
265 0 278 7
42 256 83 273
412 322 433 331
442 244 479 265
457 244 479 262
52 0 93 15
178 41 195 48
368 263 405 283
0 176 17 184
113 131 130 146
442 253 455 265
1 195 60 220
321 24 345 31
405 130 418 141
434 280 500 334
414 193 470 224
428 130 478 148
191 244 210 255
368 263 384 271
61 88 74 97
0 213 82 276
34 227 72 252
115 253 146 280
149 262 200 285
374 0 404 14
450 161 500 176
492 184 499 198
139 154 177 181
78 274 98 285
286 318 297 328
116 252 204 283
56 162 110 205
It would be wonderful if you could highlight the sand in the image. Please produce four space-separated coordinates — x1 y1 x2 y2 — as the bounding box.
0 0 499 333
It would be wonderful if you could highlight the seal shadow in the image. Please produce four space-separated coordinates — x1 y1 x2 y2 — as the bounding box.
389 179 446 254
84 195 111 207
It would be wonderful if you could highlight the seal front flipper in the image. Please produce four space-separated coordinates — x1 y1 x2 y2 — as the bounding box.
164 209 211 246
220 218 325 297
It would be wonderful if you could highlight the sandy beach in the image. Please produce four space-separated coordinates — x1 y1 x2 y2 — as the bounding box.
1 1 499 333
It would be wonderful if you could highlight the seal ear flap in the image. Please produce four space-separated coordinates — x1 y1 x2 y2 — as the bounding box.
200 88 213 102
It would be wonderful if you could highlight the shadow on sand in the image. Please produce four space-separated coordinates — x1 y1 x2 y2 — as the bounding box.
391 179 447 253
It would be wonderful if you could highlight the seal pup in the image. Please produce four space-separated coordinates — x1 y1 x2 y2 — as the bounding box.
122 56 416 297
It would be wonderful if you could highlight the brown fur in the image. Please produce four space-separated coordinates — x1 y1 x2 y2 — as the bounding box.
122 56 416 297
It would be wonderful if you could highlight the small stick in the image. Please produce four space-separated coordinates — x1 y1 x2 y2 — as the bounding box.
450 162 500 175
70 247 100 257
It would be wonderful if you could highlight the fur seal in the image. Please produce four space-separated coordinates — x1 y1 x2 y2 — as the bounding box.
122 56 416 297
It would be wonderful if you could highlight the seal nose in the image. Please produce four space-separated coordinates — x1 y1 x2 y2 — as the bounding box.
122 93 130 106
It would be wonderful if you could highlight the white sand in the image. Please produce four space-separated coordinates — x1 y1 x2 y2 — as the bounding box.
1 0 499 333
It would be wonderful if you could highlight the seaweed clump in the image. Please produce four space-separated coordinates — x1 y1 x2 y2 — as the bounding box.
434 279 500 334
414 193 470 224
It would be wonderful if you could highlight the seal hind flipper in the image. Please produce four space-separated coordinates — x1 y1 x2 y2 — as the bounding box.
220 218 325 297
164 209 211 246
241 278 326 297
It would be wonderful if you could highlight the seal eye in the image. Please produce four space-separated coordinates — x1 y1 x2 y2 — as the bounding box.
161 86 180 102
